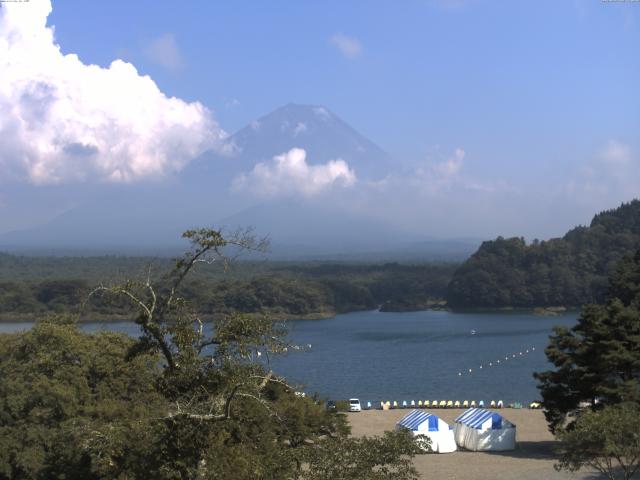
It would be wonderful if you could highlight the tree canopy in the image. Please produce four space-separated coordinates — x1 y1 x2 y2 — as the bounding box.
535 249 640 433
448 200 640 308
555 402 640 480
0 228 421 480
0 316 164 479
0 253 456 322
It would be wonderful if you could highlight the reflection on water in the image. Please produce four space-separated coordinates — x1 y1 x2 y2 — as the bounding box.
0 309 577 405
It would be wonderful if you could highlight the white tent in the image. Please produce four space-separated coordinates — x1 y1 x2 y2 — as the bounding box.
453 408 516 451
396 410 457 453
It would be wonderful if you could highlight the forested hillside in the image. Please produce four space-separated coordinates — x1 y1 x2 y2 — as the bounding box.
0 256 456 321
447 200 640 308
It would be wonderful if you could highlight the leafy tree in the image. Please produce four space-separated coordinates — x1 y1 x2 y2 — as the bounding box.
87 228 326 478
0 228 422 479
555 403 640 480
301 430 421 480
0 314 164 479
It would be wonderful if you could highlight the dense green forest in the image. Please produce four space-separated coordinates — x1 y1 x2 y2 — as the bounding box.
447 200 640 308
0 255 456 321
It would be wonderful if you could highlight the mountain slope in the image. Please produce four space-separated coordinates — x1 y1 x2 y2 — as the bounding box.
447 200 640 308
215 201 479 260
182 103 394 182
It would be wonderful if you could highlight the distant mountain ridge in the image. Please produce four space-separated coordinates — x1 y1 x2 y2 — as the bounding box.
447 200 640 308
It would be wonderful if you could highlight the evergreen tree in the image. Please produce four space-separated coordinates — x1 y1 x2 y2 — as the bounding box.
535 250 640 433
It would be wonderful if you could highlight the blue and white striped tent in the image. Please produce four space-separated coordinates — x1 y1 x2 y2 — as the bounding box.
397 410 441 431
453 408 516 451
454 408 505 430
396 410 457 453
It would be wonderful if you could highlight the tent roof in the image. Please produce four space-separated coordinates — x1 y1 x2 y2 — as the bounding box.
454 408 513 430
397 410 441 431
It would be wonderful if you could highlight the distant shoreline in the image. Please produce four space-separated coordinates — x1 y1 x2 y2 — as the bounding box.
0 306 579 324
0 311 337 324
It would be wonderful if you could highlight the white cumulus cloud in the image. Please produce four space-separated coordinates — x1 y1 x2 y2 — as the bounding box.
232 148 356 198
329 33 362 59
0 0 224 184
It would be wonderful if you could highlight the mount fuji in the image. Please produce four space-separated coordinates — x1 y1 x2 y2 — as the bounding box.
0 104 476 258
181 103 393 185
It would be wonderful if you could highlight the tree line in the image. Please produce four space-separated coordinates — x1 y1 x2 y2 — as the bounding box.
0 257 457 321
447 200 640 308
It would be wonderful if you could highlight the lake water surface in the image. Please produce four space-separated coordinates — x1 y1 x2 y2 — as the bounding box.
0 309 577 406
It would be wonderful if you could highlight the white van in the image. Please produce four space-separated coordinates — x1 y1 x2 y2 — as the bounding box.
349 398 361 412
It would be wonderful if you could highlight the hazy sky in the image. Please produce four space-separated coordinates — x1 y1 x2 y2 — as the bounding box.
0 0 639 242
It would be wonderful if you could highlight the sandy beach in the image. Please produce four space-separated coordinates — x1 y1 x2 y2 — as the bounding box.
347 409 617 480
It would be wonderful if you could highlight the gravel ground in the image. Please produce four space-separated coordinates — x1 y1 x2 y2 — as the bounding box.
346 409 624 480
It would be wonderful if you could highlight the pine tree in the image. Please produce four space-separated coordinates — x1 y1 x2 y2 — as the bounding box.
535 250 640 433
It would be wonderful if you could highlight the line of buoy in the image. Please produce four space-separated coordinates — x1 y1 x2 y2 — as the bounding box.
456 346 539 377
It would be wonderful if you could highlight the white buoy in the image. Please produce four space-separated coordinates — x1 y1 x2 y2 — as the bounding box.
458 372 462 376
468 368 473 373
489 362 492 366
479 365 483 369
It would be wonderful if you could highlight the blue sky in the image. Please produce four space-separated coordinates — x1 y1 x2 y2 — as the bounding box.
0 0 639 242
48 0 638 172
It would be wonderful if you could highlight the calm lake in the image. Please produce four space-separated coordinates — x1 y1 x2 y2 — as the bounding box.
0 309 577 405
